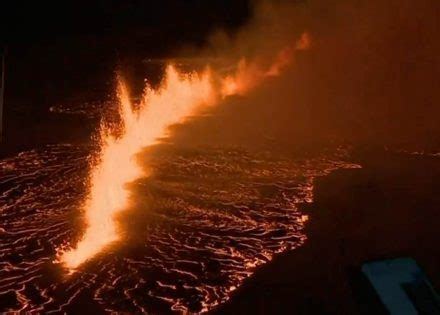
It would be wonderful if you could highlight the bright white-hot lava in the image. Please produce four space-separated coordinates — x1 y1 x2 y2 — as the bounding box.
59 33 310 270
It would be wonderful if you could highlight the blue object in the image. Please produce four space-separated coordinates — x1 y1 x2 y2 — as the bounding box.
362 257 440 315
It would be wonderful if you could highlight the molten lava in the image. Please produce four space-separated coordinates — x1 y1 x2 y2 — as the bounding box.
60 66 214 269
59 33 310 270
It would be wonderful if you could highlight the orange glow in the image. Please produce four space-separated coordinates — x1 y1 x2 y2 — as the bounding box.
221 32 311 95
60 66 215 269
58 32 310 270
295 32 311 50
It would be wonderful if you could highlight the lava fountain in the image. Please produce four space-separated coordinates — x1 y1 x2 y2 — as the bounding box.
59 33 310 270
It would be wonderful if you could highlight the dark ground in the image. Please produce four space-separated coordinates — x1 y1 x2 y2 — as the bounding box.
213 148 440 314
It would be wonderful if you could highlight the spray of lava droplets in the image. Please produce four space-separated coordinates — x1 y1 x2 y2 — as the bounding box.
59 32 310 270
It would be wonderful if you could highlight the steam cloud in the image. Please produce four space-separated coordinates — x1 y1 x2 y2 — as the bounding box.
173 0 440 150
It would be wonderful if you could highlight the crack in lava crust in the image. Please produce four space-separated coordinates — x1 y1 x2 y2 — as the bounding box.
0 144 359 313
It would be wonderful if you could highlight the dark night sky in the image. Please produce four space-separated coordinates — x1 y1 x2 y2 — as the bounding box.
0 1 251 120
1 0 251 45
1 0 440 151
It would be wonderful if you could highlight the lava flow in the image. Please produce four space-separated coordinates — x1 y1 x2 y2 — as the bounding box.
59 33 310 270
